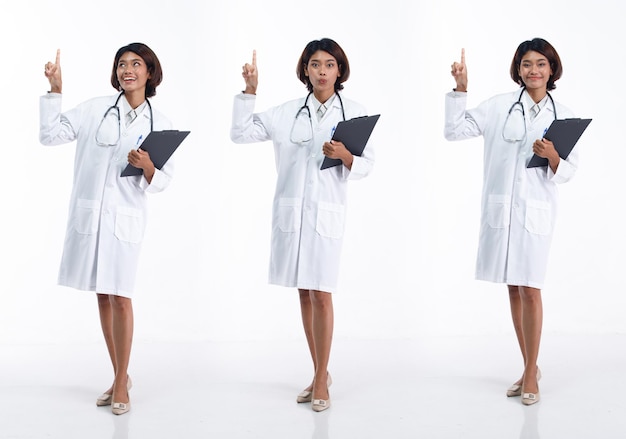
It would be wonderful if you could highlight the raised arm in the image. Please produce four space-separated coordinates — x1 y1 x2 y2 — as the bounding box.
44 49 62 94
445 48 484 141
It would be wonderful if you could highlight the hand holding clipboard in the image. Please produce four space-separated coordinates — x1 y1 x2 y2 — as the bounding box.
122 130 190 177
320 115 380 170
527 118 591 168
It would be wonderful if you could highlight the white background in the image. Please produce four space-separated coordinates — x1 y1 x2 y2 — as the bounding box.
1 0 623 346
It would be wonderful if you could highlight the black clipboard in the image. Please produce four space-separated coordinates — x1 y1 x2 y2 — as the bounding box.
320 114 380 170
121 130 190 177
527 118 591 168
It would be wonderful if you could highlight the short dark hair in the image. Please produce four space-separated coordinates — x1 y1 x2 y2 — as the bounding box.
110 43 163 98
296 38 350 93
510 38 562 91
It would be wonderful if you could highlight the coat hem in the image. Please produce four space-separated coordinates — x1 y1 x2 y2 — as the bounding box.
475 275 544 290
57 280 134 298
269 279 336 294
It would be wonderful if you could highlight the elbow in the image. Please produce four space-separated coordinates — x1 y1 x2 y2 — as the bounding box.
443 129 458 141
229 130 244 144
39 132 53 145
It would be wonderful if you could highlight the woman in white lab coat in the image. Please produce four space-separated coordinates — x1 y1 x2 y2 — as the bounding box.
231 38 374 412
40 43 173 415
444 38 578 405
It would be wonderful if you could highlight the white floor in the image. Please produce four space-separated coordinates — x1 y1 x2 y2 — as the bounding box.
1 335 624 439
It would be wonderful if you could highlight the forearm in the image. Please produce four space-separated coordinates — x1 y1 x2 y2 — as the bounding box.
142 163 156 184
230 93 269 143
39 93 76 145
340 149 354 170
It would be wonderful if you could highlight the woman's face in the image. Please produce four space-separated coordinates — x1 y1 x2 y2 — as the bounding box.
116 51 150 95
304 50 341 95
518 50 552 92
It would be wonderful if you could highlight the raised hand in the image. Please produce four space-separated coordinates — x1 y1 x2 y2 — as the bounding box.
450 48 467 92
241 50 258 94
44 49 62 93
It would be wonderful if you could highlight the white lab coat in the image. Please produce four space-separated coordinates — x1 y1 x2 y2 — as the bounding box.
444 89 578 288
230 93 374 293
39 93 173 297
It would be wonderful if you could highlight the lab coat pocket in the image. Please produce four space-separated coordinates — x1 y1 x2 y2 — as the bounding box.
524 199 552 235
316 202 345 239
74 198 100 235
277 198 302 233
486 194 511 229
114 206 145 244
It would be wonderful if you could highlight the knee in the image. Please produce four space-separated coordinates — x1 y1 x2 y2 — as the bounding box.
519 287 542 304
109 295 133 311
309 290 332 309
507 285 520 297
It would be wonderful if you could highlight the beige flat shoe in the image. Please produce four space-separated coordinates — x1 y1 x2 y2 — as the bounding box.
112 401 131 415
96 392 113 407
506 383 523 398
521 390 540 406
297 373 332 404
296 389 313 404
96 376 132 407
506 368 541 397
312 397 331 412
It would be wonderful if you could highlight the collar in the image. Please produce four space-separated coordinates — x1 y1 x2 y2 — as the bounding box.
120 95 147 116
521 89 549 111
310 93 336 111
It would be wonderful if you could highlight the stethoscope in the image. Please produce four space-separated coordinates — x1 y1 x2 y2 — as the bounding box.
289 92 345 144
95 92 153 147
502 87 556 143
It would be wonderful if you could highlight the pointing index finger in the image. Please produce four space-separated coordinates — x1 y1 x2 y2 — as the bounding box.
55 48 61 66
252 49 256 67
461 48 465 65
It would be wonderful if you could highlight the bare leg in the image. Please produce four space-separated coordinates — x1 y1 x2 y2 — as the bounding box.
519 286 542 394
97 293 117 395
109 295 134 404
309 290 333 400
508 285 526 387
299 289 317 393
